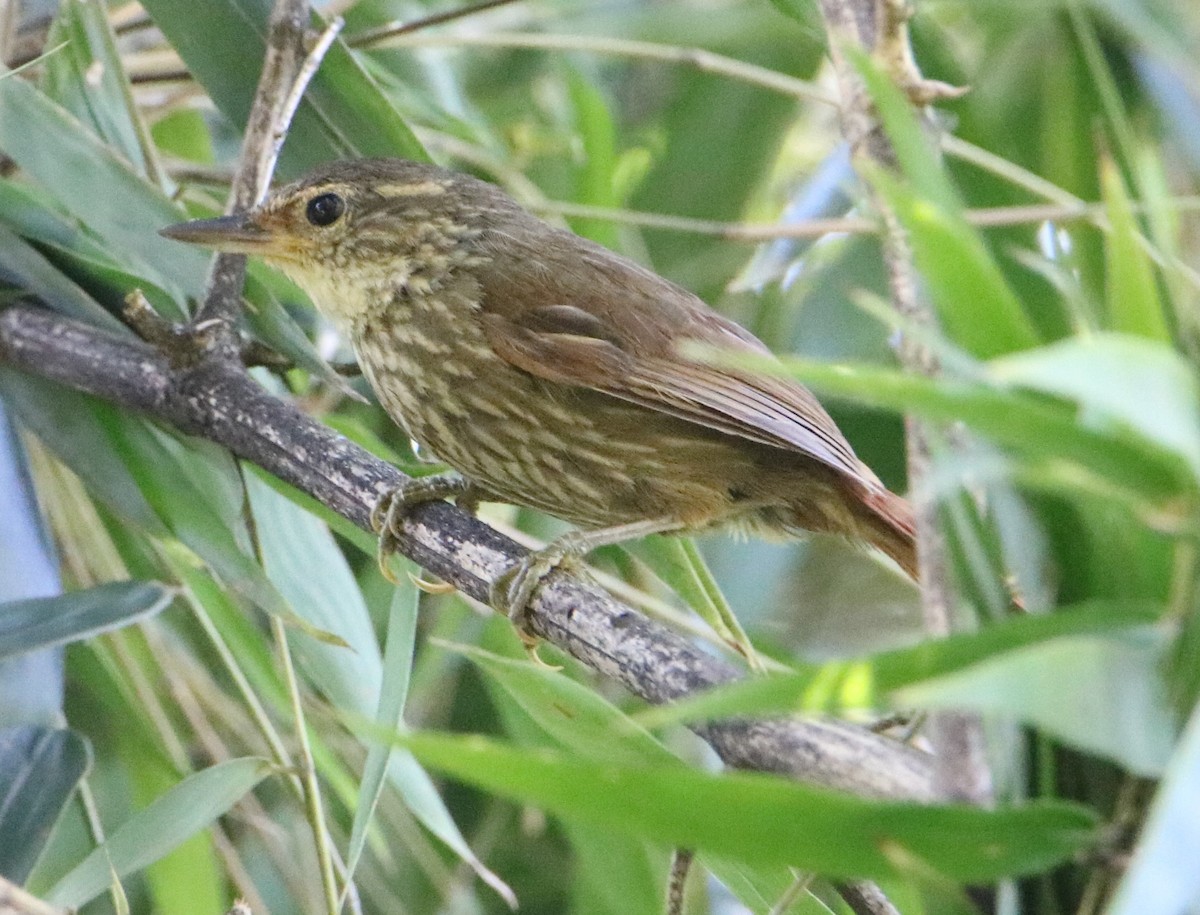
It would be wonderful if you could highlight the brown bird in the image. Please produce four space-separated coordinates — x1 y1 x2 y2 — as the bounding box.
162 158 916 619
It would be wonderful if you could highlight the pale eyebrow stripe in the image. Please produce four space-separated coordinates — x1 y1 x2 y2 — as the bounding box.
375 181 448 197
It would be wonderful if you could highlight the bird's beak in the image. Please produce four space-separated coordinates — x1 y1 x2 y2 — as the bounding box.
159 213 278 254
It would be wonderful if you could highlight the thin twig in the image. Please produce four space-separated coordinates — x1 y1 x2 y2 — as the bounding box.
273 615 341 915
191 0 337 351
156 153 1200 239
767 872 816 915
261 16 345 207
350 0 523 46
535 196 1200 239
351 30 828 105
834 880 903 915
665 849 694 915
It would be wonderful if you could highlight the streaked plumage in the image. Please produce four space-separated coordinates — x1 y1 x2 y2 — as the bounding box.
162 158 917 578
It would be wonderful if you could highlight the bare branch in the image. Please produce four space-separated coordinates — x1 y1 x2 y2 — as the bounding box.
0 305 936 802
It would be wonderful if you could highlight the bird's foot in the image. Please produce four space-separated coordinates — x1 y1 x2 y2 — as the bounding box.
489 537 584 649
371 473 474 583
488 519 683 662
491 541 581 669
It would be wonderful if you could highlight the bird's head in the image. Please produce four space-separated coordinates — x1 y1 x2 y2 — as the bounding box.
162 158 512 323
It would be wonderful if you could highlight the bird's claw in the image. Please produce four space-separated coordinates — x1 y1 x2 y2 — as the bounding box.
406 570 457 594
489 544 581 663
371 473 472 583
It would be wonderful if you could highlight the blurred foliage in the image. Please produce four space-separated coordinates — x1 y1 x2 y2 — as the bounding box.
0 0 1198 913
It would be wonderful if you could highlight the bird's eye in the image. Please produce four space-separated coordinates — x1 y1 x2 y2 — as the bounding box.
306 192 345 227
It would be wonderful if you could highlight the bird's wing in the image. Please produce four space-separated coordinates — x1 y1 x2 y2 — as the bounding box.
479 302 868 481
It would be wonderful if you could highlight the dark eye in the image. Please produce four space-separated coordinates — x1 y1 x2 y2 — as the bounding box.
306 192 345 227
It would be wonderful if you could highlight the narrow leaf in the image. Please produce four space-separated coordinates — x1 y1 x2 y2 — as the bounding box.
1108 697 1200 915
988 333 1200 481
48 758 273 909
896 625 1176 776
852 51 1039 356
625 536 759 666
44 0 161 182
395 732 1098 881
694 347 1194 507
1100 157 1171 341
0 725 91 884
454 641 679 767
0 70 209 299
0 581 175 662
637 601 1159 729
0 223 120 327
344 575 419 884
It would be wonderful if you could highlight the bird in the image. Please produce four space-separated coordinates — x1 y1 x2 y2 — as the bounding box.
162 157 916 624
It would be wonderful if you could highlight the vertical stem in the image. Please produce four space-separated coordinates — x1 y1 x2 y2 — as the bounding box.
272 616 341 915
816 0 992 804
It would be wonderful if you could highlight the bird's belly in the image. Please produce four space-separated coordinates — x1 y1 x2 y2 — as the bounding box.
357 332 742 528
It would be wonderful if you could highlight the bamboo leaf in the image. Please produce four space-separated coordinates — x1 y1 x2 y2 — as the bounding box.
0 581 175 662
48 757 272 909
0 726 91 884
393 731 1098 881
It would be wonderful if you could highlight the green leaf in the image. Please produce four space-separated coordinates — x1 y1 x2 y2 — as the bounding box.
881 843 986 915
639 599 1173 775
699 348 1195 508
0 373 163 532
873 171 1040 358
0 725 92 884
624 535 759 668
989 334 1200 481
852 51 1039 357
458 641 806 911
896 624 1175 777
0 376 336 646
344 575 419 884
0 69 210 300
0 178 184 322
142 0 424 176
150 108 215 164
394 731 1098 881
454 641 679 767
848 49 960 213
127 747 224 915
637 601 1160 729
0 223 120 327
47 757 273 909
1108 696 1200 915
247 477 508 898
104 424 330 641
43 0 161 183
247 473 382 712
566 68 621 248
1100 158 1171 341
565 822 667 915
0 581 175 662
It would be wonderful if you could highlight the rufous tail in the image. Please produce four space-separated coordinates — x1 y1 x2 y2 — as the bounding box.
859 487 919 580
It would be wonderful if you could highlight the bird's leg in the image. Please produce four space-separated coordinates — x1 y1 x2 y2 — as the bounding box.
490 517 686 638
371 474 488 584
